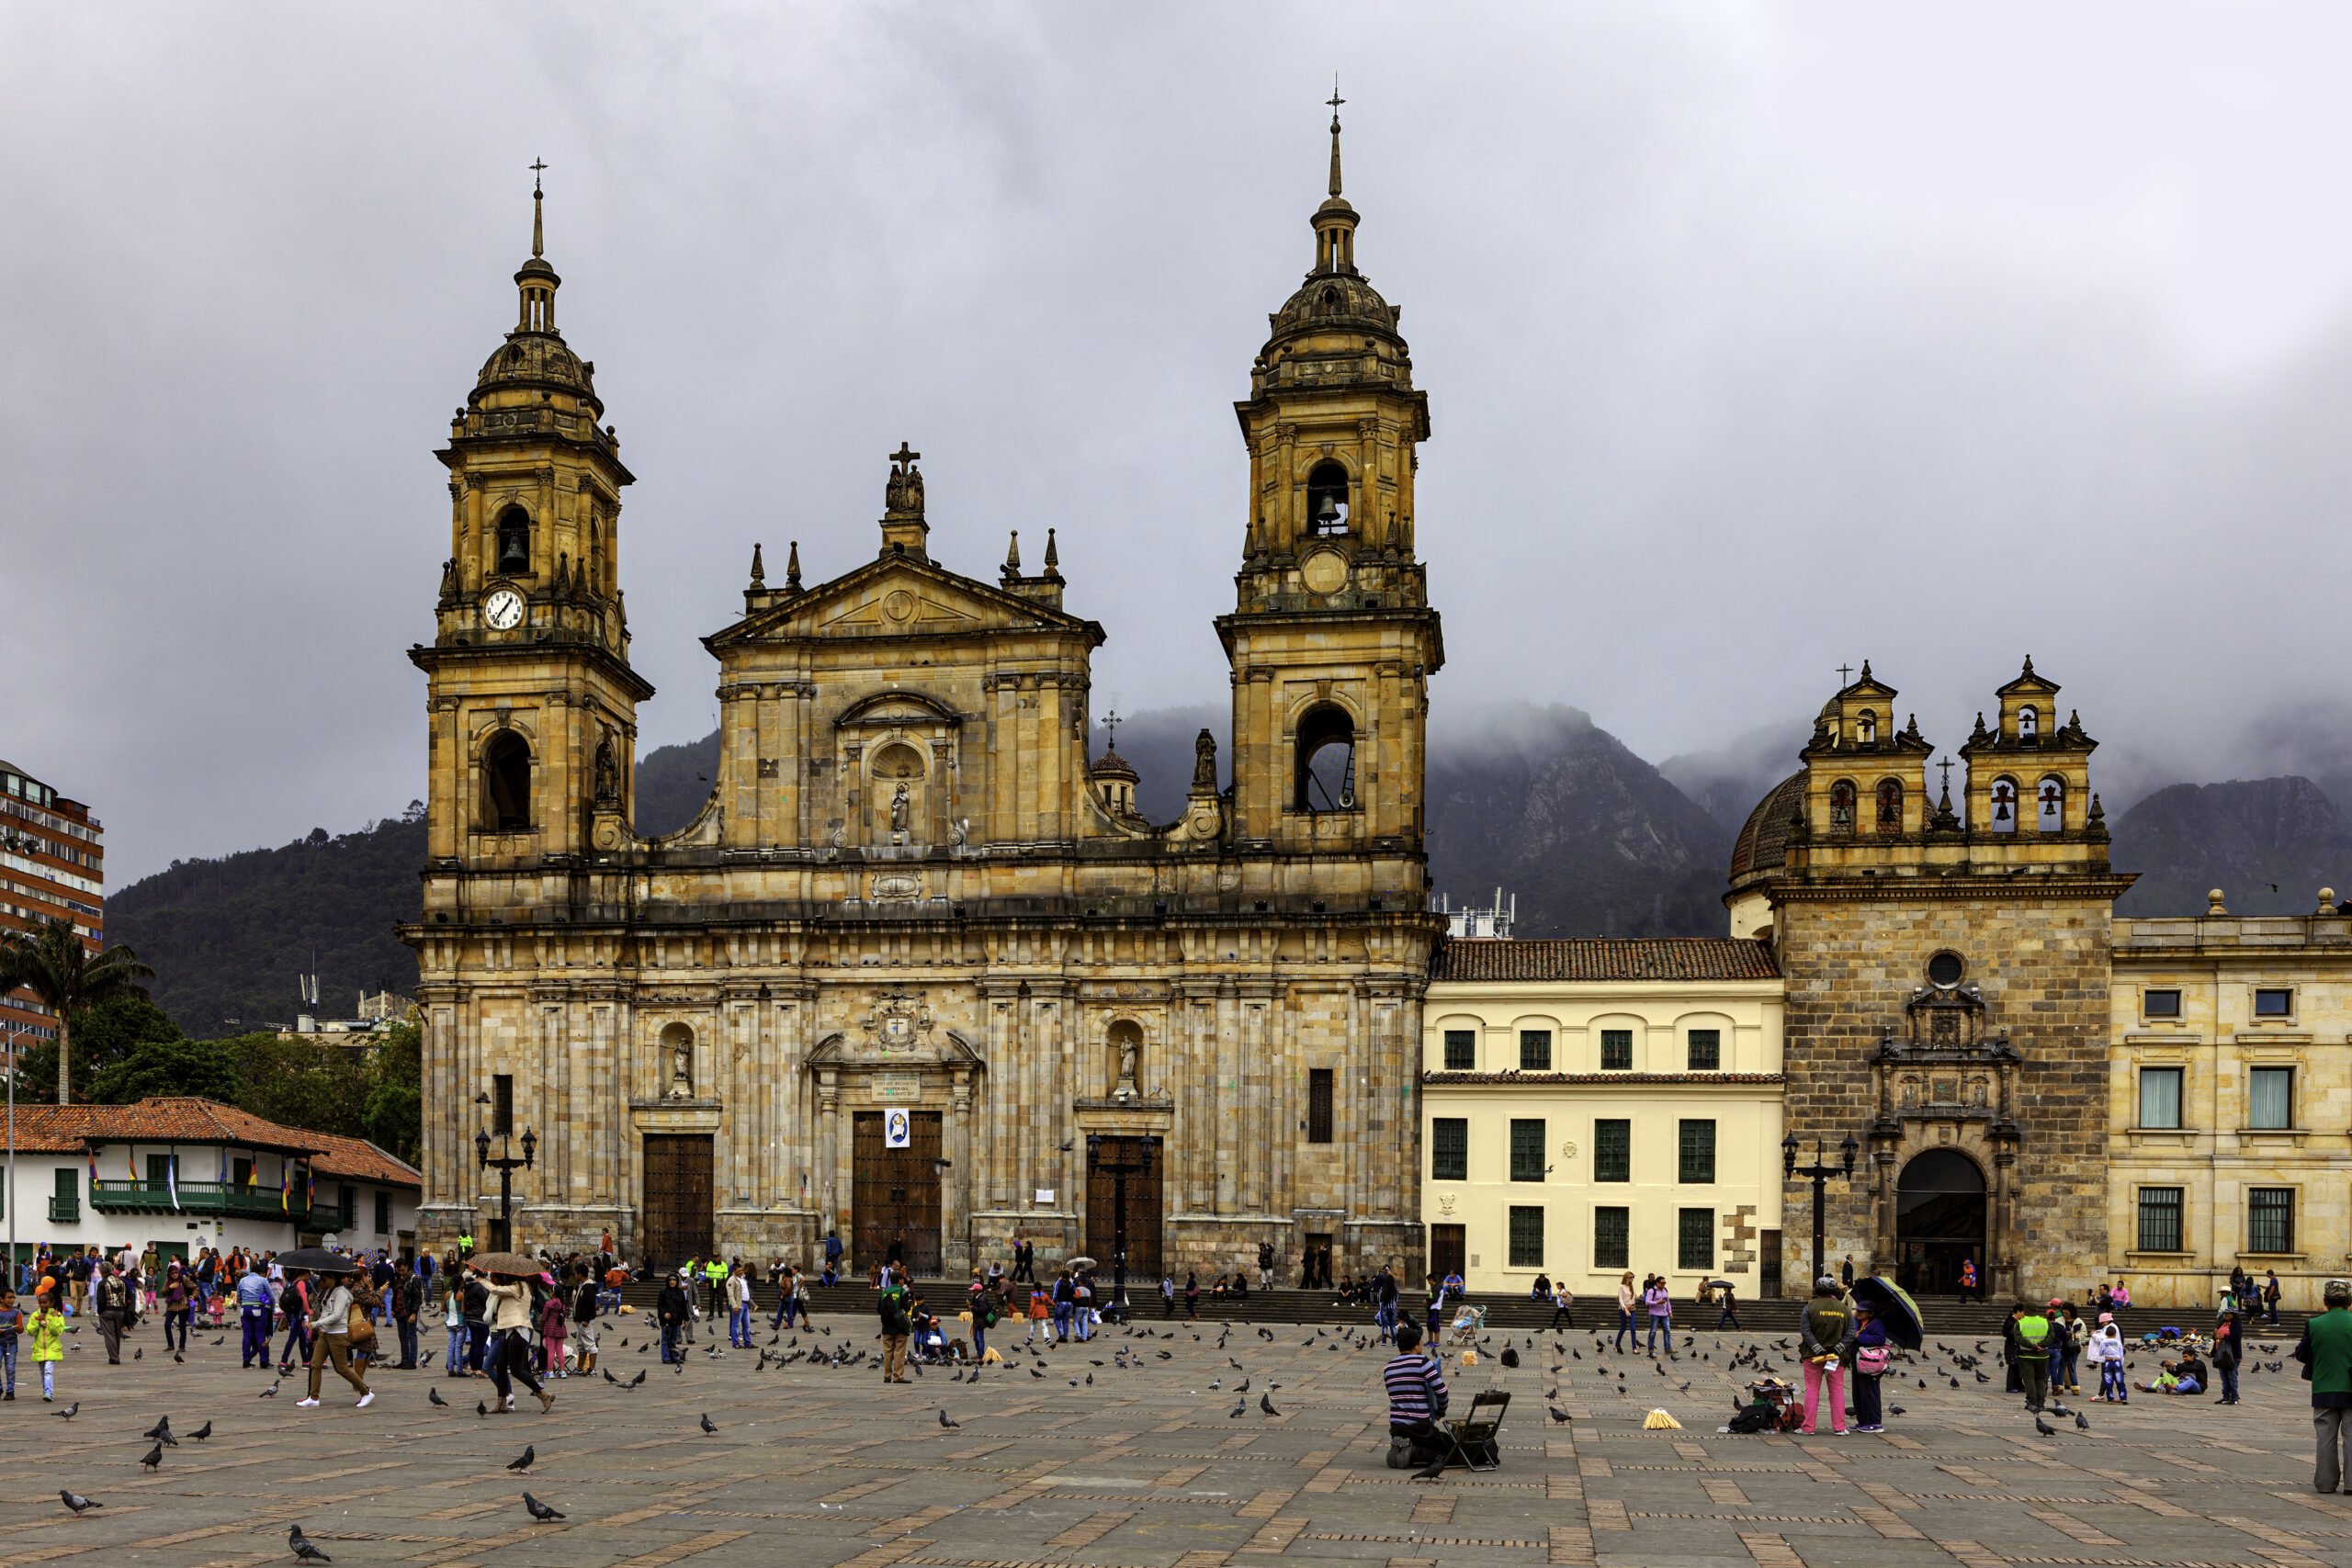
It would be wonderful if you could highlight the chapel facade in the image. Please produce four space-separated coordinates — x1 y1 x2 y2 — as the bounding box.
404 119 1444 1280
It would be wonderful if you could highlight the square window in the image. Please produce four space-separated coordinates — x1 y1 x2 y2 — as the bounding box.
2255 987 2294 1018
1510 1119 1546 1182
1508 1205 1545 1269
1600 1029 1633 1071
1593 1119 1630 1183
1677 1207 1713 1271
2138 1066 2183 1130
1686 1029 1722 1071
1520 1030 1553 1071
1431 1118 1467 1181
1442 1029 1476 1071
1593 1206 1629 1270
2143 988 2182 1019
1678 1120 1716 1183
1307 1069 1334 1144
2250 1066 2293 1130
2137 1187 2183 1252
2249 1187 2295 1253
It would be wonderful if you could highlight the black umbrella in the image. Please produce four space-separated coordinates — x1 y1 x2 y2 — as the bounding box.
1848 1276 1924 1350
276 1247 358 1275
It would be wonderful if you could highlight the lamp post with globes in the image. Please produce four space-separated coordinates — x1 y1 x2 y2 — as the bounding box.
472 1093 536 1254
1783 1132 1860 1292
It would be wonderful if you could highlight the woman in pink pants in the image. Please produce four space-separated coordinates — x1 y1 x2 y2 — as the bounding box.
1797 1277 1855 1436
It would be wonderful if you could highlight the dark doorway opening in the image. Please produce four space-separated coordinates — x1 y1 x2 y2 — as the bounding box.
1759 1229 1783 1300
1429 1224 1465 1283
1895 1148 1986 1296
640 1134 714 1269
853 1110 943 1277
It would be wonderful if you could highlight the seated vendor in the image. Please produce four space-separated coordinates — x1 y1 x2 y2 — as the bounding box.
2139 1352 2204 1394
1383 1322 1452 1468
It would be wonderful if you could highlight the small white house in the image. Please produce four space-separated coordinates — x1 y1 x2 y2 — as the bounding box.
0 1098 421 1269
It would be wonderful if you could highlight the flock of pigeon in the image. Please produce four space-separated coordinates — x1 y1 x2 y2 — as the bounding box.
38 1309 2269 1559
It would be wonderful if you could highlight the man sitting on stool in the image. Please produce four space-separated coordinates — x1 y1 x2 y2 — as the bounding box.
1384 1322 1451 1469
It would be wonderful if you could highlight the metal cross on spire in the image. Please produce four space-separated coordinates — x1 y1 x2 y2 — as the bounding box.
1102 709 1122 750
1328 76 1345 123
1837 662 1855 687
1326 75 1346 198
1937 756 1955 792
530 156 548 192
528 158 548 258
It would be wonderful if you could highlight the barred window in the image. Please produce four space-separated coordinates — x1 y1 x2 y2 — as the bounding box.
1508 1206 1544 1269
1677 1208 1713 1271
2136 1187 2183 1252
1442 1030 1476 1070
1510 1119 1546 1182
1307 1069 1334 1144
1600 1030 1633 1071
1520 1030 1553 1071
1594 1206 1629 1270
1678 1120 1716 1184
1686 1029 1721 1071
2249 1188 2294 1254
1594 1119 1630 1183
1431 1118 1467 1181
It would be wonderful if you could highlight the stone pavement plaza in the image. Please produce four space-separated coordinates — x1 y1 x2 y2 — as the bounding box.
0 1310 2346 1568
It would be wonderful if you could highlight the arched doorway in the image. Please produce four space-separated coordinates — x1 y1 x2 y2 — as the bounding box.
1895 1149 1985 1296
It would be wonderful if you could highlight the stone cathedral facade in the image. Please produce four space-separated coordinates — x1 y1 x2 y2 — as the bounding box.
405 121 1443 1279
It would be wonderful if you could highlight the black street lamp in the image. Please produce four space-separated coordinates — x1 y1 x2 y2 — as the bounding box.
1782 1131 1860 1291
474 1093 537 1253
1085 1133 1157 1325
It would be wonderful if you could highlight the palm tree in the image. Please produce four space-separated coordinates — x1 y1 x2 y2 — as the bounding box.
0 916 156 1104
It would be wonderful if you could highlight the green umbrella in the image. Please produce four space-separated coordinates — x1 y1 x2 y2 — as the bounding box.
1849 1276 1924 1350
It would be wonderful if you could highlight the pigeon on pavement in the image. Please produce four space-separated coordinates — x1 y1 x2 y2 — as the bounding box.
59 1489 102 1513
55 1402 78 1418
428 1386 448 1406
2033 1416 2057 1437
1260 1393 1281 1416
506 1445 535 1472
938 1409 959 1428
145 1417 177 1446
523 1493 565 1521
140 1442 163 1472
188 1421 212 1440
288 1522 332 1561
699 1413 718 1434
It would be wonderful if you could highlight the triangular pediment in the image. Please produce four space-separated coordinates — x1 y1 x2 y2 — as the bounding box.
706 552 1102 650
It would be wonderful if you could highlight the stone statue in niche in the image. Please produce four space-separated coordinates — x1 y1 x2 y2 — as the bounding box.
594 735 621 807
1193 728 1218 791
1116 1034 1139 1092
889 782 911 840
667 1035 693 1100
1968 1075 1988 1107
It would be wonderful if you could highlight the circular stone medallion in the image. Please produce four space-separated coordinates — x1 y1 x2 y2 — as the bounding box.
1299 547 1349 595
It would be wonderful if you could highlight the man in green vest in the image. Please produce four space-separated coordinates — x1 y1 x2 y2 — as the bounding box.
2296 1278 2352 1491
457 1232 474 1258
703 1257 728 1323
2007 1301 2054 1413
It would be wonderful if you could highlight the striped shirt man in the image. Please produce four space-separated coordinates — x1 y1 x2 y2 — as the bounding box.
1384 1349 1450 1428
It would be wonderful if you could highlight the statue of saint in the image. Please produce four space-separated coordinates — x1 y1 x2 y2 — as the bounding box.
668 1035 692 1099
1192 728 1218 791
889 782 910 834
594 735 621 807
1116 1035 1140 1089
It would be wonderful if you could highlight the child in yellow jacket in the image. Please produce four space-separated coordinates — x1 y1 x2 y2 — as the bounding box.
27 1292 65 1403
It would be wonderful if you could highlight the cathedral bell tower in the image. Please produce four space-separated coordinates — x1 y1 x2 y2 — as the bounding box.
1218 93 1442 852
411 168 653 866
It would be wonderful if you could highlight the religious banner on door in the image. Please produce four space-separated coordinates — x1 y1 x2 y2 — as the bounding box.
885 1108 912 1148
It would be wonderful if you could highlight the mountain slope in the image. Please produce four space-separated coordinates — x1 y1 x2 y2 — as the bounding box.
2111 777 2352 917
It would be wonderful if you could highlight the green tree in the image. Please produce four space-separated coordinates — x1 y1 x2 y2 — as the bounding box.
228 1032 368 1137
85 1034 245 1104
362 1021 423 1165
0 917 157 1103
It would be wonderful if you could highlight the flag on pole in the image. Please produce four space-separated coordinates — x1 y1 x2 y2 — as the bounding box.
304 1163 316 1211
278 1163 288 1212
86 1148 96 1184
244 1161 258 1190
126 1145 137 1180
167 1154 180 1213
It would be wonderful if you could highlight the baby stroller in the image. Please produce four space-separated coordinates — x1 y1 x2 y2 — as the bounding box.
1727 1377 1803 1434
1446 1304 1487 1347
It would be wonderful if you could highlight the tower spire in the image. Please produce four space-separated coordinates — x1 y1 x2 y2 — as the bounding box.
530 156 548 258
514 159 560 333
1327 77 1345 198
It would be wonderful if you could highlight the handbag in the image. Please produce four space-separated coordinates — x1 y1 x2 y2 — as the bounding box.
346 1299 379 1355
1855 1343 1891 1376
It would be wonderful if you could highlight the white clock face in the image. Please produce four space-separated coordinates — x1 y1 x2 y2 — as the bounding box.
482 589 525 630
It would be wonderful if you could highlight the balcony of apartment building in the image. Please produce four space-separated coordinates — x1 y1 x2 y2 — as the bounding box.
89 1178 346 1230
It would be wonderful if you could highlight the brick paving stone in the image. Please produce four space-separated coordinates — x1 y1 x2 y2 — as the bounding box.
3 1314 2352 1567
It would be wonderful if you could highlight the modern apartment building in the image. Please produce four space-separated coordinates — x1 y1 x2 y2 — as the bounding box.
0 758 105 1065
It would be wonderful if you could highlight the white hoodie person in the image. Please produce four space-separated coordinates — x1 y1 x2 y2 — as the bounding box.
2084 1320 2127 1399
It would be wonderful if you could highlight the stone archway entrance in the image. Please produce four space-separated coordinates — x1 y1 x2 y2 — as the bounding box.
1895 1149 1985 1296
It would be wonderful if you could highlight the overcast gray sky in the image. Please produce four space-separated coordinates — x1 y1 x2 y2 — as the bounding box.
8 4 2352 883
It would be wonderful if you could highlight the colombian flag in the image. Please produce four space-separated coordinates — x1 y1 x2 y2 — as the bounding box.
278 1163 288 1212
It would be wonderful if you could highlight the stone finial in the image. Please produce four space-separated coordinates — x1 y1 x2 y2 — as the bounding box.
2321 887 2337 914
2206 888 2228 916
1043 527 1062 580
786 540 802 592
1004 528 1021 573
748 542 765 589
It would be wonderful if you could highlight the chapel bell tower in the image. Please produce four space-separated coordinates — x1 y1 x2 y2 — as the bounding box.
411 168 653 867
1218 93 1442 853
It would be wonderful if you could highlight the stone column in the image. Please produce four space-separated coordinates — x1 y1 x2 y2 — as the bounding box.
947 1066 974 1273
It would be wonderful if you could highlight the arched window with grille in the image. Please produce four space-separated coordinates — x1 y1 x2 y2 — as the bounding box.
1828 779 1857 835
1875 778 1904 833
1295 705 1356 812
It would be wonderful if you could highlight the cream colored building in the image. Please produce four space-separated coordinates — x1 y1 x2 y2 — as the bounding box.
2107 893 2352 1308
1422 939 1786 1297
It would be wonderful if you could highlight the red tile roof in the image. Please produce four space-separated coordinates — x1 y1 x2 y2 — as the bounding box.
1431 938 1781 984
8 1098 323 1154
305 1131 421 1190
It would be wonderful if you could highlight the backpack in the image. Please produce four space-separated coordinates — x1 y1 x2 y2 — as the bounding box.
1855 1341 1892 1376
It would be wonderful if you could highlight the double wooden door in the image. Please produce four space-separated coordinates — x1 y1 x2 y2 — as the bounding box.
1084 1135 1164 1280
853 1111 942 1276
641 1134 714 1269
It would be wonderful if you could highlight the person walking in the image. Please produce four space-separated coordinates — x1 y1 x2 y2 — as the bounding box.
160 1262 193 1354
94 1263 132 1364
1850 1300 1891 1432
967 1270 996 1363
1797 1276 1854 1437
480 1269 551 1413
2212 1307 2244 1405
2007 1301 2055 1413
27 1289 64 1403
1373 1265 1400 1342
1614 1271 1638 1354
237 1259 273 1370
570 1264 601 1375
0 1287 20 1400
877 1269 912 1383
2266 1269 2284 1327
1840 1257 1856 1291
460 1269 491 1374
1258 1240 1274 1292
390 1264 422 1369
537 1281 571 1377
1958 1257 1978 1304
1072 1269 1096 1343
1548 1280 1577 1330
2042 1299 2075 1398
2086 1314 2127 1402
2297 1278 2352 1492
277 1272 315 1375
1643 1275 1675 1359
295 1272 374 1409
655 1271 691 1364
1715 1280 1744 1331
726 1265 752 1348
